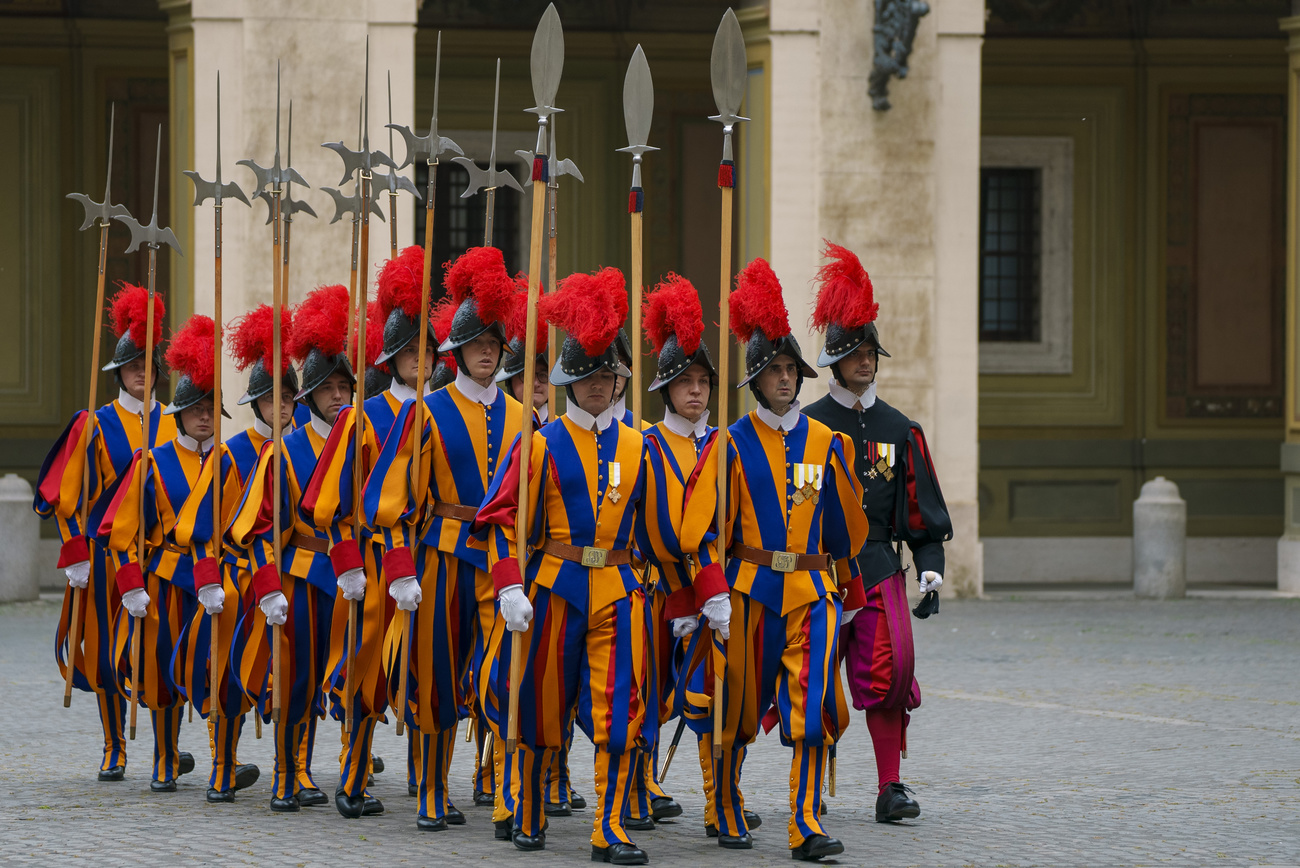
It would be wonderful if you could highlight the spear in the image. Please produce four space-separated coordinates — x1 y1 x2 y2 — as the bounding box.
503 1 564 755
239 62 309 723
453 58 523 247
385 31 462 740
64 104 131 709
378 72 423 261
618 45 656 428
708 7 748 761
322 38 393 733
115 125 185 739
183 72 251 727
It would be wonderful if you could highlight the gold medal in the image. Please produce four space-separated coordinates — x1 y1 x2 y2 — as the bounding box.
792 490 805 506
607 487 622 504
868 468 878 480
811 491 820 505
882 468 894 482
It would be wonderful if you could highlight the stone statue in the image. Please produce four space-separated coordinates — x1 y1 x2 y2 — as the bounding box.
869 0 930 111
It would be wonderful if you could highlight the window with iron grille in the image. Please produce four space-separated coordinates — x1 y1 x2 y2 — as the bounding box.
979 167 1041 343
414 161 522 298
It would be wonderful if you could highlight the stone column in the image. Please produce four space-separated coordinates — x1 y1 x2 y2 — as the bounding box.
1280 12 1300 594
0 474 39 603
159 0 419 429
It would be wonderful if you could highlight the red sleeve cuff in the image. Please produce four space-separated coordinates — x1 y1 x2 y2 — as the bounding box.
664 586 697 621
692 563 729 609
115 562 144 594
193 557 221 590
329 539 364 577
57 536 89 569
841 575 867 612
251 564 282 602
383 546 417 581
491 558 523 596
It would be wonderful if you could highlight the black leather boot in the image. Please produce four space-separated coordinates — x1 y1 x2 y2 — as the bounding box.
297 787 328 807
651 796 682 821
875 782 920 822
791 834 844 861
335 787 366 819
418 814 448 831
207 787 235 803
98 766 125 782
591 842 649 865
270 794 300 813
233 763 260 791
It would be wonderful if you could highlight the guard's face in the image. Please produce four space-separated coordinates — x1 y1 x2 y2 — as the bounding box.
666 363 712 424
573 370 616 417
180 397 215 442
756 354 799 412
615 374 629 401
394 342 435 390
312 371 353 425
837 343 878 392
462 334 502 383
255 384 297 429
120 357 150 401
531 366 549 410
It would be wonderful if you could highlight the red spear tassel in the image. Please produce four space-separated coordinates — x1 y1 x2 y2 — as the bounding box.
717 160 735 189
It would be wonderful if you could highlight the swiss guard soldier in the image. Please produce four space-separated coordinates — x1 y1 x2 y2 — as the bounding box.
34 283 175 782
97 313 227 794
364 245 521 831
680 258 869 861
474 267 674 865
174 302 297 802
229 283 355 814
302 246 439 820
803 241 953 824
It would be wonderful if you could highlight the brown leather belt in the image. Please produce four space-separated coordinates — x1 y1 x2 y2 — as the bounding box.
162 541 190 556
431 500 478 522
539 538 633 569
730 543 831 574
289 533 329 554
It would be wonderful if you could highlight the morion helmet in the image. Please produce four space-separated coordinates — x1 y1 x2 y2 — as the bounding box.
437 247 516 356
228 303 298 406
730 258 816 388
811 240 889 366
290 284 356 401
164 315 221 416
644 273 715 392
102 283 166 374
542 267 631 387
374 245 439 368
497 274 550 383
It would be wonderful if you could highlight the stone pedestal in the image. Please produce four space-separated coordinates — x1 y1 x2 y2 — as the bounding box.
1133 476 1186 600
0 474 39 603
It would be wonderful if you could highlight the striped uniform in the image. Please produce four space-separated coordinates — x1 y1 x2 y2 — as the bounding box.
474 414 677 848
34 397 175 774
680 410 869 848
228 418 337 802
366 379 522 823
95 434 210 785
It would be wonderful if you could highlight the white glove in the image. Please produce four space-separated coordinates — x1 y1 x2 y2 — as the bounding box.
337 567 366 601
121 588 150 619
499 585 534 633
919 571 944 594
671 617 698 639
701 592 732 639
65 561 90 589
388 575 422 612
260 590 288 626
842 607 859 625
197 584 225 614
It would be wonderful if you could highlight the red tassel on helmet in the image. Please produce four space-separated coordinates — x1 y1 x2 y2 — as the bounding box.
542 267 628 356
643 273 704 356
289 284 350 364
812 240 878 331
730 258 790 343
108 283 165 349
228 304 294 374
165 315 216 392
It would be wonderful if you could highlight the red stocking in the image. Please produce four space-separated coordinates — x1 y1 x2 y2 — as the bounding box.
864 707 903 793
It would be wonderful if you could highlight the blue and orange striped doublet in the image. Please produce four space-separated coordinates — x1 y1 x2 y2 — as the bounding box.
228 418 337 801
474 415 676 847
680 410 869 847
365 381 522 821
34 398 175 772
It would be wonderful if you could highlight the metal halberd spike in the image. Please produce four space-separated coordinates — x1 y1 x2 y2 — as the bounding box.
184 73 252 209
115 125 184 255
709 8 750 162
515 111 583 190
239 61 311 194
617 43 659 190
68 102 133 231
321 36 397 187
453 57 523 199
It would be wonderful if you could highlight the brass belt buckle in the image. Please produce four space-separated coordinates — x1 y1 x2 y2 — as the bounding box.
581 546 609 569
770 550 798 573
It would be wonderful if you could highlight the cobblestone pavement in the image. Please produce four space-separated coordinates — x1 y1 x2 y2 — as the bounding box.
2 595 1298 866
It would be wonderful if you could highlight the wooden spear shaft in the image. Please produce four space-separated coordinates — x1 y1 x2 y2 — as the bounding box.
713 183 733 760
630 209 644 427
546 184 558 413
210 202 224 723
271 188 285 725
65 218 112 708
130 246 159 741
345 169 372 734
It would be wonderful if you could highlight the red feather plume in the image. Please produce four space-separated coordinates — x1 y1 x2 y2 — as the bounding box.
108 283 165 348
542 267 628 356
165 315 216 392
442 246 516 328
811 240 878 331
505 273 549 353
643 273 704 356
430 299 458 375
377 245 425 321
227 304 293 374
729 258 790 342
365 300 384 369
288 284 350 364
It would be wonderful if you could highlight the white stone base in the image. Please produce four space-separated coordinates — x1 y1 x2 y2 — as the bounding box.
1277 537 1300 594
985 537 1277 587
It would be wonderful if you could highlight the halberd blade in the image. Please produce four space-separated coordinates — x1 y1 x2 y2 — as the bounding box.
529 3 564 115
68 103 132 230
623 45 654 150
115 126 184 256
710 8 748 124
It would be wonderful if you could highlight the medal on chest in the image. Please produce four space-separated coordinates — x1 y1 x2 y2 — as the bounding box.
606 461 622 504
792 462 823 506
867 442 896 482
